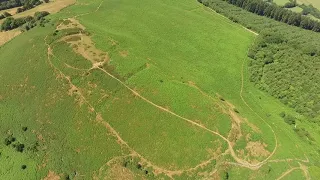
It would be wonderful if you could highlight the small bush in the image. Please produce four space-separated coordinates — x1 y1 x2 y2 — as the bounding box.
223 171 229 180
4 136 16 146
34 11 50 20
16 143 25 153
283 114 296 125
4 138 12 146
16 8 24 14
279 111 286 118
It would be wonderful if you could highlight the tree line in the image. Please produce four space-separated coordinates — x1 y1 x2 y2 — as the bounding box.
0 11 12 20
199 0 320 32
197 0 320 122
0 11 49 31
0 0 47 12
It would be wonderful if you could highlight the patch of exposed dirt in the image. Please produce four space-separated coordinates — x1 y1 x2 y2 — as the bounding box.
225 105 242 145
119 50 129 57
245 141 270 157
67 82 86 106
56 18 85 30
43 170 60 180
60 33 109 64
95 162 135 180
217 94 260 132
57 18 109 64
243 118 261 133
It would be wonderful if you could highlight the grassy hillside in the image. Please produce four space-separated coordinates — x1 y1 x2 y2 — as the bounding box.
0 0 319 179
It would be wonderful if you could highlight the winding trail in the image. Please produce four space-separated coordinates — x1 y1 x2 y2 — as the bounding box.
239 51 278 166
276 163 310 180
95 66 267 169
45 33 267 172
51 0 269 170
42 0 311 178
44 36 186 178
276 167 300 180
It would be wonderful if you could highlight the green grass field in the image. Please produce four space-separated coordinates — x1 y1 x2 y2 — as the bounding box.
286 6 304 12
0 0 319 179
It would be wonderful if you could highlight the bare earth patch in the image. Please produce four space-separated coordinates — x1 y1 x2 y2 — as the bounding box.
245 141 270 157
56 18 85 31
57 18 110 64
43 170 60 180
106 163 135 180
94 160 136 180
119 50 129 57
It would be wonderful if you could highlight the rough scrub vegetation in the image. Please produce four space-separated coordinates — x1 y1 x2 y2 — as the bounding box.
198 0 320 122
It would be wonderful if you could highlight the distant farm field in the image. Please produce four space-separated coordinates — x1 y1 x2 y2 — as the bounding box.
273 0 290 6
0 0 319 179
287 6 304 13
0 0 76 24
298 0 320 9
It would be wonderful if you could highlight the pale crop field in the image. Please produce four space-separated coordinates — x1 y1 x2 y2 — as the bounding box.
273 0 290 6
298 0 320 9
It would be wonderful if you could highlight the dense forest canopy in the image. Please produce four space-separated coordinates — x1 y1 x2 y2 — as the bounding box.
201 0 320 32
199 0 320 122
